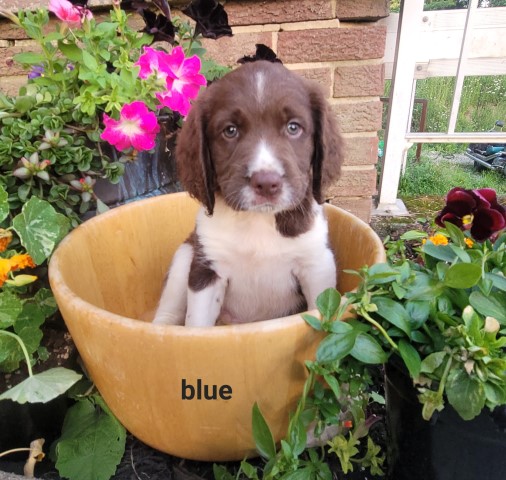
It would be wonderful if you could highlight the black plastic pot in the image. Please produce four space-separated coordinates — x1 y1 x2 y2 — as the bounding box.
93 121 181 208
0 396 68 475
385 360 506 480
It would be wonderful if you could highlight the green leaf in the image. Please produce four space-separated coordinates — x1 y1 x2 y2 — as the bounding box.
239 461 258 480
398 340 421 378
444 263 482 289
213 464 236 480
0 333 23 370
372 296 411 337
316 331 356 363
252 403 276 460
0 289 24 329
405 300 430 329
350 333 388 364
0 184 8 223
366 263 400 284
82 50 98 71
446 369 485 420
12 197 70 265
444 221 466 245
469 291 506 324
316 288 341 321
0 367 82 403
423 243 458 262
420 351 447 374
400 230 427 241
485 272 506 292
13 52 46 65
302 314 322 331
55 396 126 480
58 41 83 62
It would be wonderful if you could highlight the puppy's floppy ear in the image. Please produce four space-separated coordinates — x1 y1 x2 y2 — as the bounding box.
175 100 217 215
309 85 343 204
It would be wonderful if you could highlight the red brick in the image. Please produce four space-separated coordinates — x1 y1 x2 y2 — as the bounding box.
224 0 333 26
332 101 383 133
278 25 386 64
329 196 373 222
0 75 26 95
342 136 379 167
202 32 273 68
0 44 35 77
327 167 377 198
290 67 332 97
334 64 385 98
336 0 390 21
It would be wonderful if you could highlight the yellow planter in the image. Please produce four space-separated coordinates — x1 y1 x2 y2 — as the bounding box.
48 192 385 461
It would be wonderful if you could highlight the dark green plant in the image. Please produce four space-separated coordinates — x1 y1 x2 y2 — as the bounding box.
215 187 506 478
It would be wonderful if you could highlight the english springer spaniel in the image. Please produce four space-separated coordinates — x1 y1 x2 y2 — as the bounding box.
153 60 342 327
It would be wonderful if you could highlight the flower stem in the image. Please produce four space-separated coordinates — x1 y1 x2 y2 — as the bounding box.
359 308 399 351
0 330 33 377
437 355 453 397
0 447 31 458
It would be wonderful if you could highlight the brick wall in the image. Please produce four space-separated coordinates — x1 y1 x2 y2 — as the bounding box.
0 0 389 222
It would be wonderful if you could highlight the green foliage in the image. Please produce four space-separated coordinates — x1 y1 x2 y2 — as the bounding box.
54 395 127 480
399 156 506 197
347 222 506 421
0 5 225 223
0 367 82 403
215 289 386 479
0 184 67 374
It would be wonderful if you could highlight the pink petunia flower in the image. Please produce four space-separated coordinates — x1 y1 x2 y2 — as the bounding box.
101 101 160 152
48 0 92 28
136 46 207 116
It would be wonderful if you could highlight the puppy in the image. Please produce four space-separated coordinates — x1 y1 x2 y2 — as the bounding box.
153 60 342 327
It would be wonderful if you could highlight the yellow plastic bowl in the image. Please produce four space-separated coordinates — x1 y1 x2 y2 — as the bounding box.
48 192 385 461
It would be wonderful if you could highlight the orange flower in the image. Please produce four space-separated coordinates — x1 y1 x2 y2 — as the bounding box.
0 253 36 288
464 238 474 248
427 233 448 246
0 229 13 253
9 253 36 271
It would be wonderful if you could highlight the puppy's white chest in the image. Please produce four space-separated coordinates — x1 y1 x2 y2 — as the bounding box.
195 200 329 323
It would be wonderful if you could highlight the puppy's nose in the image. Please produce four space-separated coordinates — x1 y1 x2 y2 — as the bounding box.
250 170 282 197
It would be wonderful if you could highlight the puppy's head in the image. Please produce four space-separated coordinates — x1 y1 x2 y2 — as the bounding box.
175 61 342 215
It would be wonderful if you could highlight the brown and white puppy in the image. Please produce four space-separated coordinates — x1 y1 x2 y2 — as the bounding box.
153 60 342 327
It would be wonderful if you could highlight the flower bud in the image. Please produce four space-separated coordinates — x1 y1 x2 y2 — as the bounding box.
484 316 500 334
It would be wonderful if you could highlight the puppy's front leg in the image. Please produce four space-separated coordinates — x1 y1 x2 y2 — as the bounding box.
152 243 194 325
185 277 227 327
296 249 337 311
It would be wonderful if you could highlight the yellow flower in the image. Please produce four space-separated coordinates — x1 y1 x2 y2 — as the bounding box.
0 258 11 287
427 233 448 246
464 238 474 248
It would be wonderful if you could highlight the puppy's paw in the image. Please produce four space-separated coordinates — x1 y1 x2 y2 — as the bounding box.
152 312 184 326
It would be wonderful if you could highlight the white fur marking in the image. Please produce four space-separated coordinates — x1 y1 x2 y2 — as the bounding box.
255 71 265 103
248 140 285 176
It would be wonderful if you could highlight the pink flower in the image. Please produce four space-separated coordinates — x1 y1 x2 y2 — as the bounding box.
136 46 207 116
48 0 92 27
101 101 160 152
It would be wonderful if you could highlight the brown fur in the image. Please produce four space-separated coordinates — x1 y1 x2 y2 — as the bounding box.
175 61 342 216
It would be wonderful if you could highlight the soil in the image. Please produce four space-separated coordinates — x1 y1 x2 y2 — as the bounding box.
0 197 443 480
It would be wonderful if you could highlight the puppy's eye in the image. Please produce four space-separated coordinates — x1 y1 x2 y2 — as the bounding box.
287 122 302 136
223 125 238 138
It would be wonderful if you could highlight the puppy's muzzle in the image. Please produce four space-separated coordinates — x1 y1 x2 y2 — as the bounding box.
250 170 283 201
